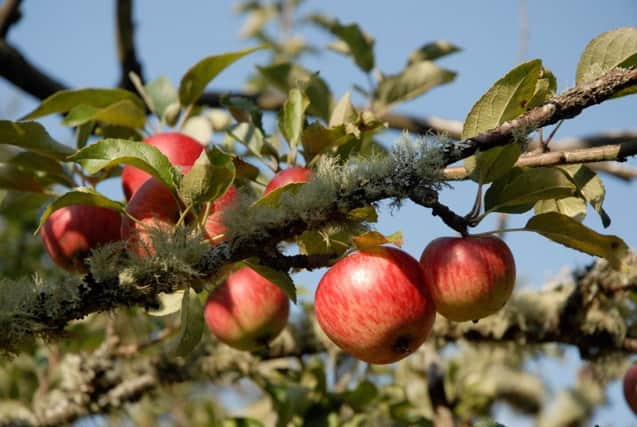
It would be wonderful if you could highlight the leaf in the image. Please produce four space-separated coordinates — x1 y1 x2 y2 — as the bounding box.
221 95 265 134
226 123 278 167
302 122 354 162
576 27 637 96
222 419 264 427
407 40 461 64
147 290 185 317
0 120 74 160
462 59 543 139
534 197 587 222
0 163 44 193
22 88 144 120
169 287 205 357
464 144 522 183
36 187 125 234
485 167 576 213
179 147 235 205
61 100 146 129
145 76 179 119
264 383 310 427
558 164 611 227
8 151 75 187
352 230 403 250
75 121 94 149
253 182 306 209
179 46 262 105
68 139 177 191
311 16 375 72
329 91 358 128
182 116 213 144
278 88 309 163
340 380 379 411
258 63 331 121
0 191 50 220
348 205 378 222
525 213 629 270
297 229 351 257
372 61 456 114
527 67 557 109
241 259 296 303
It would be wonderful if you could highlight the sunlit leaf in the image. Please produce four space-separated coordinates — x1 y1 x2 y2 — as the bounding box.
329 91 358 128
179 147 235 205
61 100 146 129
279 88 309 163
464 144 522 183
558 164 610 227
534 197 587 222
145 76 179 119
525 212 629 270
352 230 403 250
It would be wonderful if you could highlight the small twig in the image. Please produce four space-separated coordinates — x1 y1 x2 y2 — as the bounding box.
115 0 143 91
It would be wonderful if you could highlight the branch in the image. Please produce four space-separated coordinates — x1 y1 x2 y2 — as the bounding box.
115 0 143 91
0 0 22 38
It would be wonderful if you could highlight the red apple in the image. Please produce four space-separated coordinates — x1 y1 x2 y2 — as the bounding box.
263 166 313 195
204 266 290 351
624 363 637 415
41 205 122 273
121 132 204 200
203 186 238 244
314 247 436 364
121 177 181 256
419 236 516 322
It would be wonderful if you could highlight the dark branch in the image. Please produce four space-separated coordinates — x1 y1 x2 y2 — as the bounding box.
115 0 143 91
0 0 22 38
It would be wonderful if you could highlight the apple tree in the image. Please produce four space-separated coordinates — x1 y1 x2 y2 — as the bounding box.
0 1 637 426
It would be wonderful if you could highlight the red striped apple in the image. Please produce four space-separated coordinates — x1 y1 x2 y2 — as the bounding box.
122 132 204 200
624 363 637 415
204 266 290 351
314 247 436 364
263 166 312 195
419 236 516 322
203 186 238 244
41 205 122 273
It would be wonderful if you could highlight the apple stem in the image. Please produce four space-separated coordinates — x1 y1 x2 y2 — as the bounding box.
468 227 526 238
409 187 470 236
176 204 193 227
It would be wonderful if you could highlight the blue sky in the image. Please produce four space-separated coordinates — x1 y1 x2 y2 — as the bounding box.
1 1 636 424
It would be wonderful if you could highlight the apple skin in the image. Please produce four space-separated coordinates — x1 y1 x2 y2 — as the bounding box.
419 236 516 322
624 363 637 415
263 166 313 195
41 205 122 273
121 177 181 256
314 246 436 364
121 132 204 200
203 186 238 244
204 266 290 351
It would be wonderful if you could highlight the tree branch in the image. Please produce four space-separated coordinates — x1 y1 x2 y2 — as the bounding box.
0 0 22 38
115 0 143 91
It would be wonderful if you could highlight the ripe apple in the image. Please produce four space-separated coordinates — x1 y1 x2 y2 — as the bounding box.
624 363 637 415
419 235 516 322
204 266 290 351
314 246 436 364
41 205 122 273
121 132 204 200
263 166 313 195
121 177 181 256
203 186 238 244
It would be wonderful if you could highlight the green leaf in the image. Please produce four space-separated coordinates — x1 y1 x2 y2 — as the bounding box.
222 419 264 427
241 259 296 303
36 187 125 234
485 167 576 213
0 191 50 220
372 61 455 114
264 383 310 427
302 122 354 162
145 76 179 119
348 205 378 222
0 120 74 160
253 181 306 209
221 95 265 134
169 287 205 357
61 100 146 129
462 59 543 139
75 121 94 149
576 27 637 96
0 163 44 193
352 230 403 250
329 91 358 128
8 151 75 187
258 63 331 121
311 16 375 72
464 144 522 183
179 147 235 205
68 139 177 191
340 380 379 411
527 67 557 109
557 164 611 227
147 290 185 317
534 197 587 222
525 212 629 270
407 40 461 64
297 229 352 257
22 88 144 120
225 122 278 164
179 46 263 105
279 88 309 163
389 401 433 426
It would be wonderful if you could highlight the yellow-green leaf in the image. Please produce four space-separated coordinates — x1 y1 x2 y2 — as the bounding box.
352 230 403 251
179 147 235 205
61 100 146 129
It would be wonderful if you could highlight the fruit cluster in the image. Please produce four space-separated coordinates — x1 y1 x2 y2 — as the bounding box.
41 132 517 365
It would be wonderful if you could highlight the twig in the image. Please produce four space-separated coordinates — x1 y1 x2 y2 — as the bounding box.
115 0 143 91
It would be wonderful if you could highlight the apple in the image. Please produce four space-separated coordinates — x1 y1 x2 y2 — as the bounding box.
41 205 122 273
419 235 516 322
624 363 637 415
314 246 436 364
121 177 182 256
121 132 204 200
204 266 290 351
203 186 238 244
263 166 313 195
